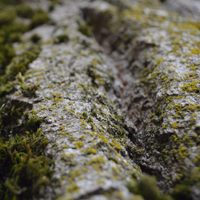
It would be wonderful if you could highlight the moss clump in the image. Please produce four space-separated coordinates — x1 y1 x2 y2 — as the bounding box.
30 34 42 44
25 114 43 133
0 45 15 75
15 4 34 19
30 10 49 29
54 34 69 44
0 46 40 96
82 112 88 119
20 83 40 97
0 100 53 199
8 33 21 43
127 175 173 200
0 4 46 93
0 129 53 200
78 23 93 37
0 10 16 27
171 184 192 200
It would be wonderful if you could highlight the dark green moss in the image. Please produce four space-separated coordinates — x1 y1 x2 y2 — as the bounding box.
15 4 34 19
20 83 40 97
0 10 16 27
171 184 192 200
0 45 15 75
0 0 22 5
82 112 88 119
0 5 33 77
25 114 43 133
0 46 40 96
8 33 21 43
30 34 42 44
78 23 93 37
0 101 53 200
127 175 173 200
0 129 53 200
30 10 49 29
54 34 69 44
0 22 28 44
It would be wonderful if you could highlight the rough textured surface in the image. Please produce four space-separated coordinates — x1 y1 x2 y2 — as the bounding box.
1 0 200 199
82 0 200 198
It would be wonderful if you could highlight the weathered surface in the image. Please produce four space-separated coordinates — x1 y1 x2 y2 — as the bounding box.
3 0 142 199
82 0 200 199
1 0 200 200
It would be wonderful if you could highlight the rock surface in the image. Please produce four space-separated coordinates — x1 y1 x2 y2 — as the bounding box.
1 0 200 200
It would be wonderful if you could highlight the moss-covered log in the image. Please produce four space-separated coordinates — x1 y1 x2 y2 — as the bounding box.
1 0 200 200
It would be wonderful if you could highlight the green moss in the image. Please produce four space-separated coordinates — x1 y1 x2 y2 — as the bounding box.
171 184 192 200
8 32 21 43
0 10 16 27
0 45 15 74
25 114 42 133
0 46 40 97
30 34 42 44
54 34 69 44
127 175 173 200
0 100 53 199
82 112 88 119
0 129 53 200
30 10 49 29
20 83 40 97
78 23 93 37
15 4 34 19
86 116 93 123
0 3 40 88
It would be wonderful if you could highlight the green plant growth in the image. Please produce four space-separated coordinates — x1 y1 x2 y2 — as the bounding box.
171 184 192 200
0 0 23 5
20 83 40 97
127 175 173 200
0 3 48 80
0 101 54 200
30 9 49 29
0 45 15 75
15 4 34 19
0 46 40 97
0 129 53 200
54 34 69 44
0 10 16 27
30 34 42 44
78 23 93 37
